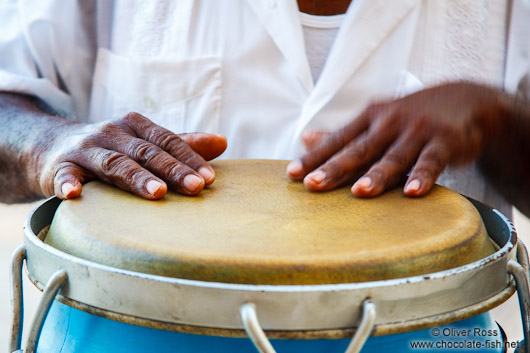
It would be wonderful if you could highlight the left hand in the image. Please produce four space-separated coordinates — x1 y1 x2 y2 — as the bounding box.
286 82 507 197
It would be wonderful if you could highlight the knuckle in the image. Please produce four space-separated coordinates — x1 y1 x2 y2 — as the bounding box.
412 165 437 180
122 165 144 185
164 163 187 183
324 161 343 178
324 155 356 181
160 132 197 167
329 129 349 149
129 142 160 164
53 162 74 180
383 152 409 169
92 121 123 141
122 111 145 125
366 102 392 123
95 120 116 133
159 133 187 154
367 165 388 182
77 130 114 150
75 138 93 151
99 151 131 176
369 161 405 186
348 136 370 162
422 152 445 172
406 118 427 136
373 111 399 131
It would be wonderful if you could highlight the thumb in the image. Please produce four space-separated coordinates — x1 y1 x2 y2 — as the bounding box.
53 162 92 199
178 132 227 161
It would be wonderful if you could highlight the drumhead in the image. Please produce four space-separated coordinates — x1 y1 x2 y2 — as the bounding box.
43 159 495 285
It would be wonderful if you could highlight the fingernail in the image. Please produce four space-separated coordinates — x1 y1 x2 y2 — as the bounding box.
404 179 421 193
286 160 303 177
305 170 326 184
146 180 163 196
61 183 75 198
352 177 372 190
183 174 204 192
199 167 215 184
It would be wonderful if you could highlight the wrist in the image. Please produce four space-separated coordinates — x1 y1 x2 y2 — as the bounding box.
2 94 80 198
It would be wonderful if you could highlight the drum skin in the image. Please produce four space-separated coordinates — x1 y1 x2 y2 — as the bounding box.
43 159 496 285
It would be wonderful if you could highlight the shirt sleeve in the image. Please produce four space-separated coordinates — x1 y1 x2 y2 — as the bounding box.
0 0 98 121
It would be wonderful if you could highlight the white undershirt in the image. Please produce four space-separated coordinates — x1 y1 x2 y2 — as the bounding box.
300 12 346 82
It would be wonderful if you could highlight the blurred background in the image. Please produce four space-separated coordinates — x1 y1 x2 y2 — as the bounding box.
1 201 529 352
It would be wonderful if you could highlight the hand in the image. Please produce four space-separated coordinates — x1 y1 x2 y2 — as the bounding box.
37 112 227 200
287 82 506 197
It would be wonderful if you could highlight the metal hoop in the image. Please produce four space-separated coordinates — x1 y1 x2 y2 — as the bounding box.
344 299 377 353
9 244 68 353
517 241 530 286
508 257 530 353
9 245 27 352
24 269 68 353
241 299 377 353
240 303 276 353
516 241 530 353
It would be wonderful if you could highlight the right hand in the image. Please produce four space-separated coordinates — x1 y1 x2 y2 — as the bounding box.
37 112 227 200
287 82 508 197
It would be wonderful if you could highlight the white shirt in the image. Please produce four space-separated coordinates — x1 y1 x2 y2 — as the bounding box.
1 0 528 216
300 12 345 82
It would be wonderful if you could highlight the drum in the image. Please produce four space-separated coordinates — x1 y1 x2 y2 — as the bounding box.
9 160 530 353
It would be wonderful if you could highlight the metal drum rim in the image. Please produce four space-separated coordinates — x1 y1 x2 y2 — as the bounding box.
24 195 517 292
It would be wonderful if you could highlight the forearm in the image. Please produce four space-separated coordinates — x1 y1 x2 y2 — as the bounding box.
0 93 73 203
479 92 530 217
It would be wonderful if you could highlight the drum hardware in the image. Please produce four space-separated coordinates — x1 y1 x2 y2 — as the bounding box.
240 300 376 353
9 245 68 353
9 245 24 353
9 200 530 353
7 160 530 353
509 242 530 353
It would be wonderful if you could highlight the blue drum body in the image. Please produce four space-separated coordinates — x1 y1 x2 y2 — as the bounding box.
38 302 503 353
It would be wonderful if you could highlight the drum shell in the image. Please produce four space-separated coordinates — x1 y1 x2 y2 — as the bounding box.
37 301 504 353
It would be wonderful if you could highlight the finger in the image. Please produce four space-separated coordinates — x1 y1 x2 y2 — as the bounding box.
351 133 426 197
122 113 216 184
178 132 227 161
403 139 451 197
287 109 372 181
53 162 92 199
302 115 399 192
112 137 215 190
301 130 329 150
75 147 204 198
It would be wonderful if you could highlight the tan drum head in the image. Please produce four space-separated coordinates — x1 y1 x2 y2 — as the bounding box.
44 159 495 285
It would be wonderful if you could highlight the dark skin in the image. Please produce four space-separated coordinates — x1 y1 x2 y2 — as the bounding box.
2 83 530 216
292 1 529 215
297 0 351 15
1 1 529 217
0 93 227 203
286 82 530 216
